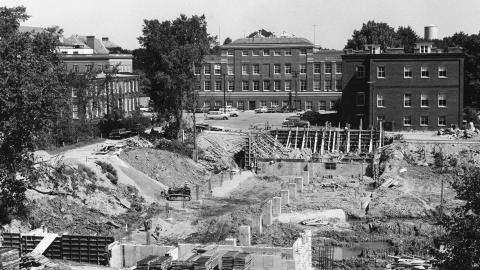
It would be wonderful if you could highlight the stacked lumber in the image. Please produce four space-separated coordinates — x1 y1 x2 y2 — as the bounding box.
20 253 58 269
386 255 436 269
192 256 210 270
136 255 172 270
170 260 194 270
0 248 20 270
221 251 239 270
233 252 252 270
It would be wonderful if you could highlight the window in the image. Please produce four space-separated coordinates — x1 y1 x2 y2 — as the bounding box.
438 66 447 78
403 116 412 126
242 50 248 56
72 104 78 119
305 101 312 110
421 66 429 78
335 79 342 91
300 48 307 55
438 94 447 107
215 81 222 91
285 64 292 74
314 63 321 74
253 81 260 91
215 101 222 109
420 116 429 126
204 81 211 91
404 94 412 107
271 100 279 107
285 80 292 91
73 65 79 73
319 101 327 111
228 50 234 56
420 45 429 53
204 65 211 75
325 162 337 170
274 80 281 91
263 81 271 91
242 64 248 75
377 94 384 107
274 64 281 74
356 92 365 106
377 66 385 78
274 50 281 56
253 64 260 74
263 49 270 56
194 66 201 75
356 65 364 78
285 49 292 56
336 63 342 74
214 64 221 75
226 101 233 107
313 80 320 91
194 81 201 90
228 81 234 91
324 80 332 91
404 66 412 78
421 94 429 107
252 50 259 56
238 101 245 110
300 64 306 74
329 101 336 110
71 88 77 98
260 100 267 107
438 116 446 126
85 65 93 72
227 64 234 75
242 81 249 91
300 80 307 91
325 63 332 74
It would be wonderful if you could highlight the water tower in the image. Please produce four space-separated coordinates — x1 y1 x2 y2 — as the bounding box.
424 25 439 41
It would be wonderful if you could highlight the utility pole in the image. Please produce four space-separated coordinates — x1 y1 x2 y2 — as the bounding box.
192 63 198 162
223 72 226 108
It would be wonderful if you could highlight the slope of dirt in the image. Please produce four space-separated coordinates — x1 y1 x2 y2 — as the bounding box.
197 131 246 171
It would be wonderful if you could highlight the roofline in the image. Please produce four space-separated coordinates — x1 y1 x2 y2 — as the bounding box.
342 53 464 60
221 44 314 49
59 54 133 60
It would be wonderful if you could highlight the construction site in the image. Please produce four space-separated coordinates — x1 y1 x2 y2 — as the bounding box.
1 117 479 270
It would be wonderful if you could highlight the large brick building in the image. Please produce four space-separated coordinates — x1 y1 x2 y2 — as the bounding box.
341 43 464 131
196 36 342 111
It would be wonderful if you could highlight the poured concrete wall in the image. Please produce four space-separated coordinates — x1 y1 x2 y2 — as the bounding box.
258 160 368 178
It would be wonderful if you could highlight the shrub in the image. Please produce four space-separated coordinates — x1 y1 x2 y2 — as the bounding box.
95 160 118 184
77 164 96 179
106 173 118 185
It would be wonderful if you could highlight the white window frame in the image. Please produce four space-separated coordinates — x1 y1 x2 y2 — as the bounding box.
305 101 313 110
404 66 412 78
377 66 385 78
71 88 77 98
263 81 270 91
274 64 281 74
263 49 270 56
356 65 365 78
438 66 447 78
204 81 211 91
421 94 429 107
285 64 292 74
300 80 307 91
228 81 234 91
438 94 447 107
204 65 211 75
335 63 342 74
227 50 234 56
313 80 320 91
421 66 429 78
377 94 384 107
227 64 234 75
335 79 342 91
403 116 412 126
72 104 79 119
274 50 281 56
285 80 292 91
300 64 306 74
242 50 248 56
438 116 446 126
214 81 222 91
404 93 412 107
242 64 248 75
325 63 332 74
420 116 429 126
253 64 260 75
242 81 249 91
319 101 327 111
253 80 260 91
194 66 201 75
274 80 281 91
314 63 321 74
214 64 221 75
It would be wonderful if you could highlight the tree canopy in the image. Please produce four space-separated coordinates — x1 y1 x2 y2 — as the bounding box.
0 6 67 216
247 29 274 38
223 37 232 45
138 14 212 138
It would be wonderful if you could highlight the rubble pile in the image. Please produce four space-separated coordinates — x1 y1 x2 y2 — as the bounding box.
197 131 246 171
386 255 436 269
438 122 480 139
0 248 20 270
20 253 59 269
95 136 153 155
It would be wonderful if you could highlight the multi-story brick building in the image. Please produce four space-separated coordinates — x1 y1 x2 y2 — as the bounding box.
196 36 343 111
341 43 464 131
58 35 140 120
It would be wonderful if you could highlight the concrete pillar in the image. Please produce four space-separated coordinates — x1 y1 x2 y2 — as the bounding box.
288 182 297 200
346 130 351 153
303 163 310 185
262 200 273 227
280 190 290 205
294 177 303 193
238 225 251 246
272 197 281 217
252 214 263 234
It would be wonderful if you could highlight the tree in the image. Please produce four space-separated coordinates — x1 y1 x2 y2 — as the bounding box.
437 166 480 269
223 37 232 45
0 6 67 216
138 14 212 138
247 29 274 38
396 26 419 53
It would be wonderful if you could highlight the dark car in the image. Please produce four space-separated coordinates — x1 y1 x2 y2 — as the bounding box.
267 106 281 113
108 128 132 139
282 116 310 128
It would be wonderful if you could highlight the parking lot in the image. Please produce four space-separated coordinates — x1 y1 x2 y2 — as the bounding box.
193 110 297 131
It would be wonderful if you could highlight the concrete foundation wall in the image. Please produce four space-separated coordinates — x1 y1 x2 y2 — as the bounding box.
258 160 368 178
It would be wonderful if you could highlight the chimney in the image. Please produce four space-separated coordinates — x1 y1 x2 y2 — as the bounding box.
86 36 95 50
102 37 109 42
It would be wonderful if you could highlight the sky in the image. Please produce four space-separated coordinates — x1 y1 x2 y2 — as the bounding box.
4 0 480 50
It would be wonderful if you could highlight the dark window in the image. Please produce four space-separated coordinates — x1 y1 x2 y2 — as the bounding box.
325 162 337 170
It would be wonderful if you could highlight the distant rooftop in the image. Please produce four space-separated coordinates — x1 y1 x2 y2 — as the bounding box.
62 35 110 54
223 36 313 48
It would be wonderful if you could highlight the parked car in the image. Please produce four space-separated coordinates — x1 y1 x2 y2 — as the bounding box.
205 111 229 120
282 116 310 128
255 106 268 113
220 106 239 117
267 106 281 113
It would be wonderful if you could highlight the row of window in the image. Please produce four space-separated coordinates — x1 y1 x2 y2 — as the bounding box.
204 100 336 111
222 48 309 57
72 97 138 119
71 80 138 97
358 65 448 79
200 79 342 92
378 116 448 127
356 92 447 107
195 63 342 75
70 64 131 73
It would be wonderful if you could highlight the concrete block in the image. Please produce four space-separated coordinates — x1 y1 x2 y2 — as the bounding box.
238 225 251 246
288 183 297 200
224 237 237 246
252 214 263 234
272 197 281 217
294 177 303 193
262 200 273 227
109 244 123 268
280 190 289 205
303 168 310 185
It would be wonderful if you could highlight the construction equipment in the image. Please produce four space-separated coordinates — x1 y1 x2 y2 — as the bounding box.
161 186 192 201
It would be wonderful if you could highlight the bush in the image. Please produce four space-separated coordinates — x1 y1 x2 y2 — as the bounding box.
106 173 118 185
155 138 194 157
98 111 152 137
77 164 96 179
95 160 118 184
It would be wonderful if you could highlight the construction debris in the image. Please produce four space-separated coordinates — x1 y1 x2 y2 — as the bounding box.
95 136 153 155
0 248 20 270
136 255 172 270
197 131 246 171
438 122 480 139
20 253 59 269
386 255 437 269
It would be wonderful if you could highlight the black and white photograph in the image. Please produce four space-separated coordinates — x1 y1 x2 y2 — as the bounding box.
0 0 479 269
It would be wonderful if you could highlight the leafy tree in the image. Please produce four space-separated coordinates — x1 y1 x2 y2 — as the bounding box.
138 14 212 139
0 6 67 217
223 37 232 45
247 29 274 38
396 26 419 53
437 166 480 269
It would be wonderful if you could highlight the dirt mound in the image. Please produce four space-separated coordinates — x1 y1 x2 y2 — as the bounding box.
119 148 208 188
197 131 246 171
